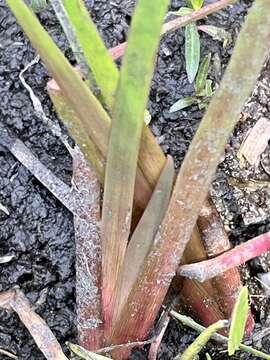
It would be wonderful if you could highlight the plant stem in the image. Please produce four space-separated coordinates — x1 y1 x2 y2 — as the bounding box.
178 231 270 282
197 198 254 335
109 0 238 60
72 148 104 350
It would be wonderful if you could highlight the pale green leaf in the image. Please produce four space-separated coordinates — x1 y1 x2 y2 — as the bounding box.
206 353 212 360
228 287 249 356
171 7 193 16
185 23 200 83
177 320 228 360
169 96 196 112
190 0 204 10
198 25 232 48
195 53 211 94
30 0 47 12
62 0 119 108
205 79 213 97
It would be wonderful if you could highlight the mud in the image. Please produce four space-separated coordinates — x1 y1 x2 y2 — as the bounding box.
1 0 270 359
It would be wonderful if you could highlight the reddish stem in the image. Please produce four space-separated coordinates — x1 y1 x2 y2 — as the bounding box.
178 231 270 282
108 0 237 60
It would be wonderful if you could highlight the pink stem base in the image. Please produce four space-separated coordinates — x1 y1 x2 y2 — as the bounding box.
178 231 270 282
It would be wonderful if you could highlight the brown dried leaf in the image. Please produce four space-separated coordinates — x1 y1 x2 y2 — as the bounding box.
0 288 68 360
237 117 270 167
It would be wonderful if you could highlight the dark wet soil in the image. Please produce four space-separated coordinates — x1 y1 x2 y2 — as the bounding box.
1 0 270 359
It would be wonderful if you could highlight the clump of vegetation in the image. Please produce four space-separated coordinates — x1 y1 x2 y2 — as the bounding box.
3 0 270 359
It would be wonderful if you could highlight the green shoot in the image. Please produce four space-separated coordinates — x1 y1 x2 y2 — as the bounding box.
101 0 170 335
176 320 228 360
62 0 119 108
228 287 249 356
30 0 47 12
189 0 205 10
169 54 212 112
185 22 200 83
111 0 270 345
171 311 270 360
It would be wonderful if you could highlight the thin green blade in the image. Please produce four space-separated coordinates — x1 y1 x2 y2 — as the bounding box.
62 0 119 108
228 286 249 355
185 23 200 83
177 320 228 360
101 0 170 336
195 53 211 94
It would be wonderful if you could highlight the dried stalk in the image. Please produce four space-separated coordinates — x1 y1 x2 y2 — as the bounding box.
109 0 237 60
0 288 68 360
111 0 270 344
178 231 270 282
72 148 103 350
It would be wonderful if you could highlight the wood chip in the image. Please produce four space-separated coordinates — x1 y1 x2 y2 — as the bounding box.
237 117 270 167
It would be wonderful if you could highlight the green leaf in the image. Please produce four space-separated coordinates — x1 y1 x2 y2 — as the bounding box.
68 342 110 360
169 96 197 112
30 0 47 12
205 79 213 97
101 0 170 333
206 353 212 360
62 0 119 108
177 320 228 360
228 287 249 356
185 23 200 83
195 54 211 94
198 25 232 47
190 0 204 10
171 7 193 16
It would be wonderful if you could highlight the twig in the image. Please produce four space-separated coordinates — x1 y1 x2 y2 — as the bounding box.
178 231 270 282
67 338 154 357
0 124 88 219
19 56 65 142
0 348 18 359
148 311 170 360
170 310 270 360
0 288 68 360
109 0 237 60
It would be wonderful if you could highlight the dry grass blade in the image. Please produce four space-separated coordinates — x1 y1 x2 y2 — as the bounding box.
101 0 170 334
0 124 88 218
237 117 270 167
178 231 270 282
0 288 68 360
111 0 270 344
0 348 17 359
72 148 103 350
